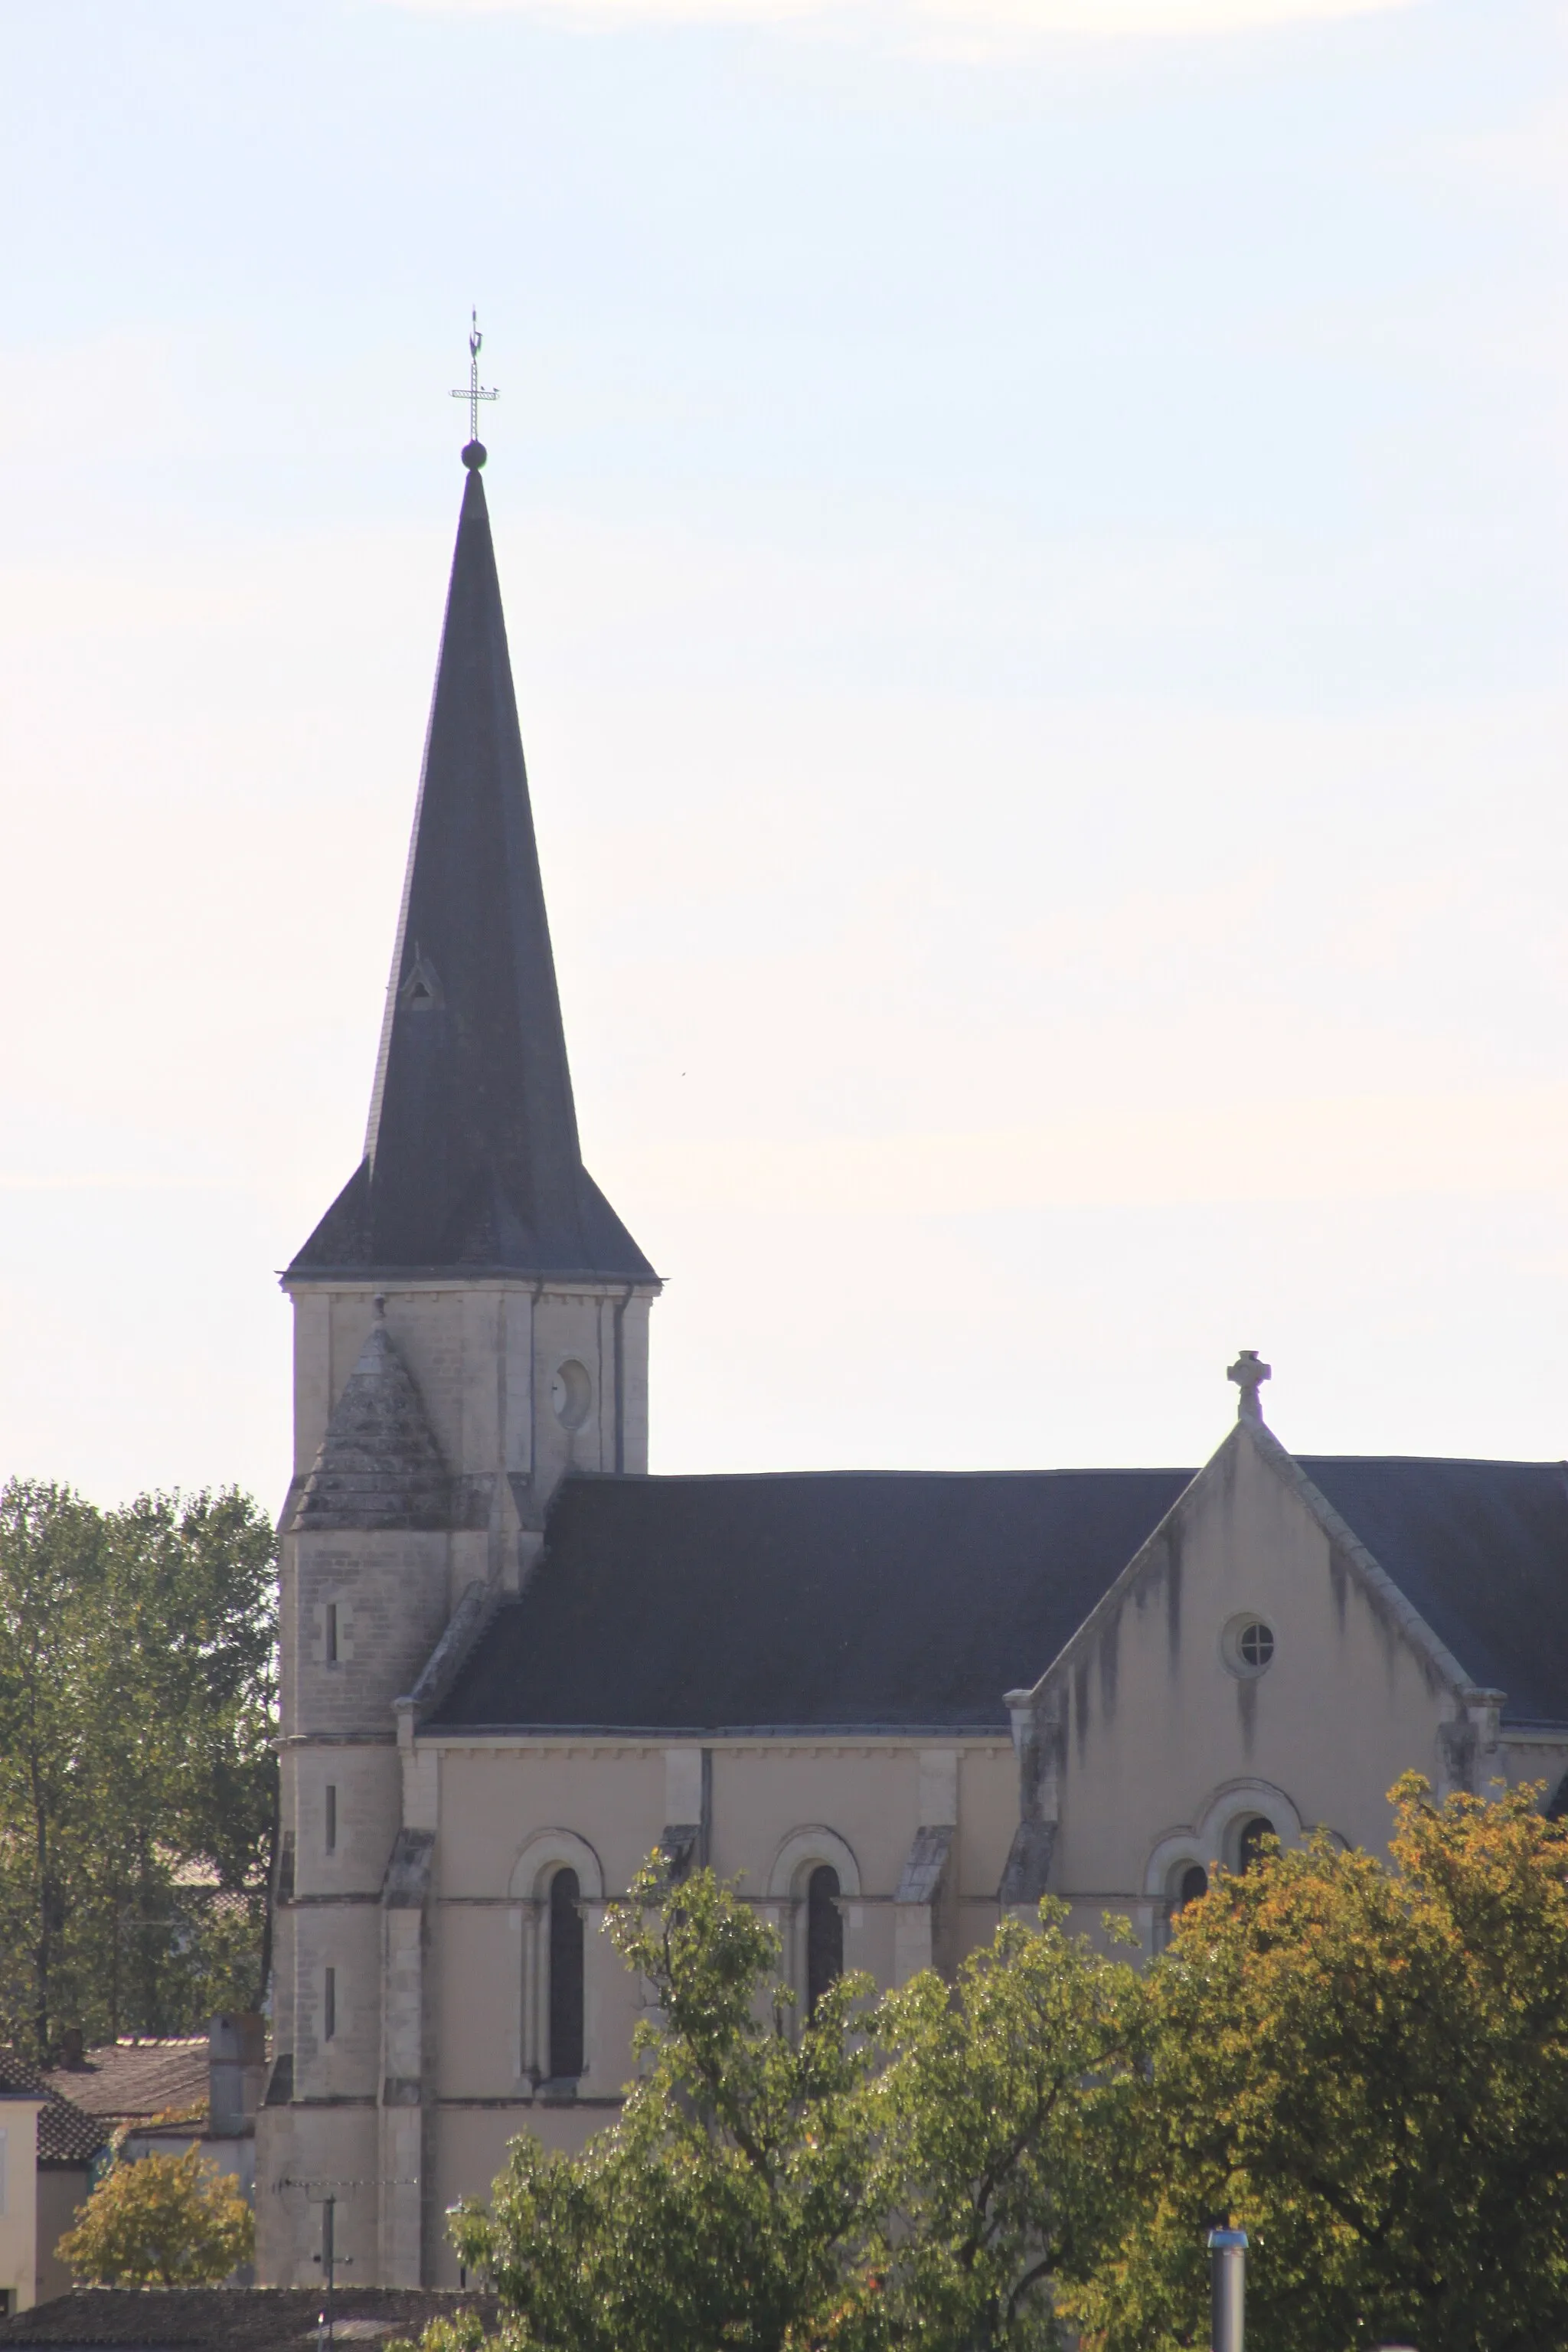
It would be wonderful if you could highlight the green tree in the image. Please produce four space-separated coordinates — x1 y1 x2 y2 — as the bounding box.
866 1908 1141 2352
442 1860 883 2352
402 1867 1141 2352
395 1788 1568 2352
56 2139 254 2286
0 1481 107 2058
1061 1775 1568 2352
0 1478 277 2057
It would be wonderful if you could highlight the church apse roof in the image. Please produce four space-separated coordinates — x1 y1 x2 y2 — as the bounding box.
426 1467 1195 1733
289 456 654 1285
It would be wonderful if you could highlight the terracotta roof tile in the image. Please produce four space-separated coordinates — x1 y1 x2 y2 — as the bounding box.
43 2040 207 2124
0 2050 110 2164
0 2288 498 2348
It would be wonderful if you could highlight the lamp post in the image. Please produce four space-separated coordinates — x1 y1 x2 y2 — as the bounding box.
1208 2226 1248 2352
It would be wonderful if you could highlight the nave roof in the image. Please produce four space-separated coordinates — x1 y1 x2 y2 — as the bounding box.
427 1451 1568 1737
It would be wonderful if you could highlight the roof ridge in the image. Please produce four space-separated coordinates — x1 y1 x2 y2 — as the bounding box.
1298 1452 1568 1471
560 1465 1198 1488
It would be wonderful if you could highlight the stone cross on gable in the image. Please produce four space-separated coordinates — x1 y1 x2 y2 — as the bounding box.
1227 1349 1272 1422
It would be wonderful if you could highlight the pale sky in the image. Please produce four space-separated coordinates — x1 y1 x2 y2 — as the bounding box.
2 0 1566 1510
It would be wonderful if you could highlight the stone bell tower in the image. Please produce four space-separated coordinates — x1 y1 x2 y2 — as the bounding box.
256 431 659 2285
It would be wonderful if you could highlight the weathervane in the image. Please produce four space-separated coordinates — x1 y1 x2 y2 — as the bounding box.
451 308 498 469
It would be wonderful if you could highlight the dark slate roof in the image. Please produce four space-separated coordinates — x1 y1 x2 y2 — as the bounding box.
289 461 654 1285
1302 1455 1568 1725
427 1468 1194 1733
289 1316 449 1531
426 1452 1568 1739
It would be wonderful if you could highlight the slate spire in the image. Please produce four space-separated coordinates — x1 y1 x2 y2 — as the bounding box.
290 457 654 1282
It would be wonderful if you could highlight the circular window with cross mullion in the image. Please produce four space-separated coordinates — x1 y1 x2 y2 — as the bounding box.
1221 1613 1276 1678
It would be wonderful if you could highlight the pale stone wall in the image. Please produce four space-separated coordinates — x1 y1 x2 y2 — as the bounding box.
290 1534 454 1740
1038 1432 1459 1951
255 2101 380 2288
1498 1734 1568 1808
263 1275 656 2289
289 1280 655 1509
0 2102 41 2312
415 1726 1018 2237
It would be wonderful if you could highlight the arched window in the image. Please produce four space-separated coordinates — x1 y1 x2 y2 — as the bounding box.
1154 1860 1210 1952
1236 1815 1276 1873
805 1865 842 2016
547 1867 583 2080
1548 1775 1568 1821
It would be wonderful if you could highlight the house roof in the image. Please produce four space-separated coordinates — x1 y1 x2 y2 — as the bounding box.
0 2288 498 2350
42 2039 207 2126
425 1449 1568 1739
0 2052 109 2164
289 457 653 1286
427 1467 1195 1733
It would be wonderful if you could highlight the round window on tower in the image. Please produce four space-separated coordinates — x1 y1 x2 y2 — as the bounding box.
1221 1614 1276 1679
551 1360 593 1432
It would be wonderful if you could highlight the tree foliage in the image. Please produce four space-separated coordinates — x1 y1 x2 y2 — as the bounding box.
864 1910 1139 2351
407 1866 1140 2352
56 2140 255 2288
398 1779 1568 2352
444 1861 884 2352
0 1477 277 2058
1060 1774 1568 2352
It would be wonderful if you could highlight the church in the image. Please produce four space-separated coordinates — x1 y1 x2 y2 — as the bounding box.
255 438 1568 2288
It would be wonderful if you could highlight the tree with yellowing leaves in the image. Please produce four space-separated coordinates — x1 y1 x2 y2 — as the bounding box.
57 2140 254 2288
1060 1775 1568 2352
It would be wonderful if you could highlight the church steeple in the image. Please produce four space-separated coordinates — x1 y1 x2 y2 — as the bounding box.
290 455 654 1282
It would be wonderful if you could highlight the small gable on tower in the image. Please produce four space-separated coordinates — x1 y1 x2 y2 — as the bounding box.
292 1304 450 1534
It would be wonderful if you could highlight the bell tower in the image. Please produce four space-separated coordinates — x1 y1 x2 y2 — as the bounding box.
256 427 659 2287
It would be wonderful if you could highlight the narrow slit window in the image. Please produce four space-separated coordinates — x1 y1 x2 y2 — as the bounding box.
547 1868 584 2080
325 1785 338 1854
325 1603 339 1667
806 1865 843 2017
324 1966 337 2042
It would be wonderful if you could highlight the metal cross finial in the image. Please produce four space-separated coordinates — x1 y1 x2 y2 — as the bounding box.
1227 1350 1272 1423
450 308 499 467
